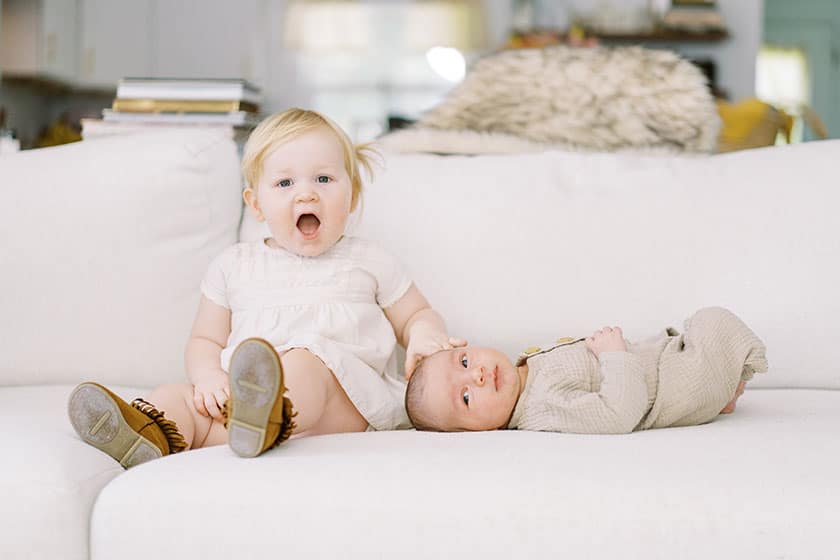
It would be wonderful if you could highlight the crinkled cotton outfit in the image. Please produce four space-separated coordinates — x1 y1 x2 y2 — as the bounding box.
201 236 412 430
508 307 768 434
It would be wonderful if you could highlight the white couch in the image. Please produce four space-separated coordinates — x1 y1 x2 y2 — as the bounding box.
2 129 839 560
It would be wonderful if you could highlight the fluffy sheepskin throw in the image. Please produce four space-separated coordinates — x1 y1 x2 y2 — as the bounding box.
380 46 720 155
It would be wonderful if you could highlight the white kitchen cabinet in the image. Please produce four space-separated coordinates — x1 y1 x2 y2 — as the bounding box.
150 0 266 86
2 0 267 89
77 0 152 88
0 0 78 82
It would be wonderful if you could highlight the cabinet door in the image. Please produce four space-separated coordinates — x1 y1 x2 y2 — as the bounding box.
78 0 152 88
150 0 265 84
0 0 77 82
40 0 78 81
1 0 40 75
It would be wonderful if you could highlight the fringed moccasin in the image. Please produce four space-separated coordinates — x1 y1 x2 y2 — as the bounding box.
226 338 297 458
68 382 186 468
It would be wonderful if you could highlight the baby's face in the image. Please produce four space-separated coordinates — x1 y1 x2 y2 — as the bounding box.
248 125 353 257
419 346 522 431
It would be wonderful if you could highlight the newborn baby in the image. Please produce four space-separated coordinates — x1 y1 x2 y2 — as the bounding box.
405 307 766 433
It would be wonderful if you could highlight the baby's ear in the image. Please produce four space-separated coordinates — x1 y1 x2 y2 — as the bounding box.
242 188 265 222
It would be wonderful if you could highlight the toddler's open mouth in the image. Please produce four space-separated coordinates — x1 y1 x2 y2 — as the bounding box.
296 213 321 239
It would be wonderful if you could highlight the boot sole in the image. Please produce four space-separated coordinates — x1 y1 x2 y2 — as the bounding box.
68 383 162 468
228 338 284 458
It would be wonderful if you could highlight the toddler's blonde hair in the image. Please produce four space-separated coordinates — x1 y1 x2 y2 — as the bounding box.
241 108 377 210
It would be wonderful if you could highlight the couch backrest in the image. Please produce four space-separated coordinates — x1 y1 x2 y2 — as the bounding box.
0 129 242 388
18 131 830 391
345 141 840 390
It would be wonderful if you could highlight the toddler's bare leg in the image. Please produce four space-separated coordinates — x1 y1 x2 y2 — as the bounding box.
145 383 227 449
147 349 368 452
720 380 747 414
279 348 369 436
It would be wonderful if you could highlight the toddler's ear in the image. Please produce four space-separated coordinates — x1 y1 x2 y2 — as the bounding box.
242 188 265 222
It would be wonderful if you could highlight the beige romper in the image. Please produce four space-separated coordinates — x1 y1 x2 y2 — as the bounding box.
508 307 768 434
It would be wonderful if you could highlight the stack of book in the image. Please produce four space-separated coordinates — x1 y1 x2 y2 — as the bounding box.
101 77 262 127
662 0 725 33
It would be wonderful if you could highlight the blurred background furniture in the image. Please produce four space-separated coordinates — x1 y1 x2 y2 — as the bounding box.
1 0 837 149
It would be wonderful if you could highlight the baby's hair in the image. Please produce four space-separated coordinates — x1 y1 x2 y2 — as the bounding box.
405 355 444 432
240 108 379 211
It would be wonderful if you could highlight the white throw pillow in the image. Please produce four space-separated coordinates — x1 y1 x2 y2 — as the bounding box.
0 129 242 388
354 141 840 389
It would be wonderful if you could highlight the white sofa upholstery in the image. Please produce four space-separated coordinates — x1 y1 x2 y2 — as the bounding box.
0 130 240 560
2 130 839 560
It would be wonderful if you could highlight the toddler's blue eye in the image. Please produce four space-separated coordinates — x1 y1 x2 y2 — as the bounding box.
462 389 470 406
278 179 292 188
460 355 468 368
317 175 330 183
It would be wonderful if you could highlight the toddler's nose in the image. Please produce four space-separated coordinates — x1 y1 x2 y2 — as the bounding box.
471 366 486 386
295 191 319 203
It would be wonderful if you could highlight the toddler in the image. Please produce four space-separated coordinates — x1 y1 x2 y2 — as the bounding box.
405 307 766 433
68 108 462 467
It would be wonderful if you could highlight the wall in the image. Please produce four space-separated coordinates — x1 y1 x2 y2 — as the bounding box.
678 0 763 101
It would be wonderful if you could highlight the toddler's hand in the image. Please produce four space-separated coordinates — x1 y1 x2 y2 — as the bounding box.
585 326 628 358
192 369 230 421
405 327 467 380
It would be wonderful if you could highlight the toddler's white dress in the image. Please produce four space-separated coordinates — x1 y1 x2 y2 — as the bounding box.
201 236 412 430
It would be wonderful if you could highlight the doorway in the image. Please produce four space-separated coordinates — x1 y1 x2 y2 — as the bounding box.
762 0 839 140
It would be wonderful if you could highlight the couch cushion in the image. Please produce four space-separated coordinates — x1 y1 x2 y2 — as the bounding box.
0 130 242 387
347 141 840 389
90 389 839 559
0 384 143 560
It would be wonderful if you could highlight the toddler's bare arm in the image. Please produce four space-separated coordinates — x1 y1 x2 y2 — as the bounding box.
384 284 465 379
185 295 232 420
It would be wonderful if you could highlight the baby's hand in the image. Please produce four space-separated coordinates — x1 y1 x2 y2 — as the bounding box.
405 327 467 380
585 326 628 358
192 368 230 420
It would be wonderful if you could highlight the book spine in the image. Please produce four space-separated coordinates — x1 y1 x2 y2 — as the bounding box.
102 109 261 126
112 99 259 113
115 87 261 104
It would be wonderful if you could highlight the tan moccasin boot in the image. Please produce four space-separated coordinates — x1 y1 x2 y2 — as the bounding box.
226 338 297 458
68 382 186 468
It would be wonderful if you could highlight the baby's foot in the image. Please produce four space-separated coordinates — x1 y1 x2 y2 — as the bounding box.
720 380 747 414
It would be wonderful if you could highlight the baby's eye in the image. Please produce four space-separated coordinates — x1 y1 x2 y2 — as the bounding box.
462 389 470 407
460 355 468 368
317 175 331 183
277 179 293 188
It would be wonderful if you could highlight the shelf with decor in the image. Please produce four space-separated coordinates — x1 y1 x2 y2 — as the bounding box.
506 27 729 50
589 29 729 43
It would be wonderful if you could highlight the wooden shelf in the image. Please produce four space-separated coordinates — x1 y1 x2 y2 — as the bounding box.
506 28 730 50
0 73 115 97
589 29 729 43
